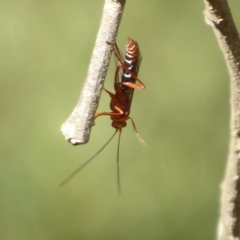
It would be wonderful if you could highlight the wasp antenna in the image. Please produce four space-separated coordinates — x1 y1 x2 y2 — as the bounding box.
117 129 122 194
60 129 118 187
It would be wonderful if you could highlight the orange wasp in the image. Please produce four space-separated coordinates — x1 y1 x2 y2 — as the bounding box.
60 38 146 193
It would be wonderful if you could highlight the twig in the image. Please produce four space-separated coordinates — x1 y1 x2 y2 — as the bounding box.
61 0 126 145
203 0 240 239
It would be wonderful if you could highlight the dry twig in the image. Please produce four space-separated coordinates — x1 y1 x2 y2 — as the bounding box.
61 0 126 145
203 0 240 239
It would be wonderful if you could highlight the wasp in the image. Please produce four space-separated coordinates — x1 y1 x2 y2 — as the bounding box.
60 38 146 193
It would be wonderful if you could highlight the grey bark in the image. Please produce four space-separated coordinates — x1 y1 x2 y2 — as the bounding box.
61 0 126 145
203 0 240 239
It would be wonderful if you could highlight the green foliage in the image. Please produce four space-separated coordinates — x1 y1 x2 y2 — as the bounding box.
0 1 237 239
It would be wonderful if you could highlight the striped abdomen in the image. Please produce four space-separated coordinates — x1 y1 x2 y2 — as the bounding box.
121 38 142 88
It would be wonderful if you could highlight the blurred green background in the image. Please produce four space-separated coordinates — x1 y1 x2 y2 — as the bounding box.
1 1 238 239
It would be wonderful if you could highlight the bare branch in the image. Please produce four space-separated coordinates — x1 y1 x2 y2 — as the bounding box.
203 0 240 239
61 0 126 145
